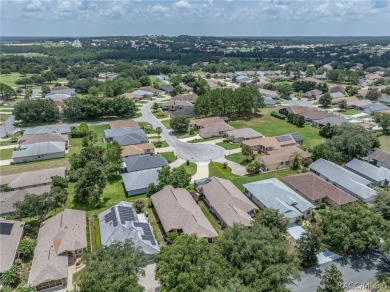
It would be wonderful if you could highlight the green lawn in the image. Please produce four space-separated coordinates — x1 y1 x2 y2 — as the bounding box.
139 122 156 134
379 135 390 152
161 119 171 129
0 139 18 147
177 162 197 176
0 115 11 122
89 124 109 140
160 151 177 163
225 153 254 166
68 138 83 155
229 107 324 148
0 73 33 87
338 109 361 115
209 162 301 191
153 141 169 148
152 111 169 119
216 141 241 150
0 148 15 160
0 158 70 175
199 200 222 234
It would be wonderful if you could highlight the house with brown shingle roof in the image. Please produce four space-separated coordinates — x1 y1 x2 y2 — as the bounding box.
189 117 225 129
195 177 258 228
18 133 69 148
0 219 24 274
368 148 390 169
279 105 314 117
199 122 234 138
331 96 359 105
243 136 296 153
122 92 143 101
109 119 139 129
151 185 218 242
28 209 86 291
172 93 198 103
140 86 164 95
259 146 311 171
283 172 357 208
225 128 263 143
121 143 155 157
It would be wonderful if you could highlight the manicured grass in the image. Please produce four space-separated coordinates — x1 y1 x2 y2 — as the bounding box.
89 124 110 140
208 162 301 191
229 107 324 148
139 122 156 134
216 141 241 150
0 73 33 87
188 136 223 143
0 139 17 147
0 115 10 122
0 158 70 175
68 138 83 155
379 135 390 152
145 202 166 246
94 216 102 249
0 148 15 160
198 200 222 234
225 153 254 166
160 151 177 163
161 119 171 129
338 109 361 115
152 111 169 119
177 162 197 176
153 141 169 148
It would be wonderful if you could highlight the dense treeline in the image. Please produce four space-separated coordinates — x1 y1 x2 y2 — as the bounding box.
14 99 59 124
195 87 264 117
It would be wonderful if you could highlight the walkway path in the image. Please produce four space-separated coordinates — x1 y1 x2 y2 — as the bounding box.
169 158 186 168
215 157 247 176
0 144 16 150
0 159 13 166
135 100 225 163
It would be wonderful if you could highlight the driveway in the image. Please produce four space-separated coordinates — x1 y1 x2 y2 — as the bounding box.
215 157 247 176
288 249 390 292
0 159 13 166
135 100 225 163
191 162 210 183
139 263 160 292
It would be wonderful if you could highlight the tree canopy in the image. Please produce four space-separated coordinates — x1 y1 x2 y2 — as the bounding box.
14 99 59 124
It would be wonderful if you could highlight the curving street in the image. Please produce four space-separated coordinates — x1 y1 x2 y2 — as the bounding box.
135 99 225 162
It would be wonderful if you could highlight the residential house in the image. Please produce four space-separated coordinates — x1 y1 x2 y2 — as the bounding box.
122 92 143 101
121 169 159 196
109 119 139 129
330 85 346 93
330 92 345 99
103 127 148 146
131 90 154 98
98 73 118 80
151 185 218 242
156 75 167 82
28 209 87 291
243 178 314 223
46 86 76 99
258 88 280 99
279 105 313 117
141 87 164 96
121 154 167 173
179 84 193 92
121 143 155 157
23 125 73 135
189 117 225 130
301 110 336 123
331 96 359 105
361 103 390 115
225 128 263 143
348 99 373 109
169 107 195 118
159 84 174 93
358 88 369 98
259 146 311 171
199 122 235 138
309 158 377 203
161 100 194 111
264 96 278 107
243 135 297 153
195 177 258 228
0 219 24 274
283 172 356 208
378 96 390 105
171 93 198 103
12 141 66 164
302 89 323 99
236 75 252 83
18 133 69 148
345 159 390 186
368 148 390 169
315 116 348 127
98 202 159 258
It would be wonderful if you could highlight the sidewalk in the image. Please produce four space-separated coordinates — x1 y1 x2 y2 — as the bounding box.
215 157 247 176
169 158 185 168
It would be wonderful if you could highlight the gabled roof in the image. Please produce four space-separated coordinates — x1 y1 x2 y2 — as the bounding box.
28 209 86 287
121 143 155 157
199 177 258 227
315 116 348 126
331 96 359 104
98 202 159 255
199 122 234 135
19 133 68 147
303 89 323 96
109 120 139 129
258 88 279 98
362 103 390 113
131 90 154 96
302 111 335 121
172 93 198 102
309 159 377 202
368 148 390 166
123 154 167 172
190 117 224 127
121 169 160 193
151 186 218 239
244 178 314 219
23 124 73 135
261 146 311 166
225 128 263 140
330 92 345 98
0 219 24 273
345 158 390 183
283 172 356 205
104 127 146 139
12 142 66 159
159 84 174 92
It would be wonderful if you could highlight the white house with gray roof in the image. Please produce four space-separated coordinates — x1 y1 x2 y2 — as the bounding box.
103 127 148 146
243 178 314 223
345 159 390 186
121 154 167 173
309 158 377 203
12 141 66 164
23 124 73 135
98 201 159 258
121 168 160 196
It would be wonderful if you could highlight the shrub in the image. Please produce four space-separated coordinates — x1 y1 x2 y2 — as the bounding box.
271 111 286 120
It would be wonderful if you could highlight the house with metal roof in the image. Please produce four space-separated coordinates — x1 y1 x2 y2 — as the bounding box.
121 168 160 196
309 158 377 203
195 177 258 228
264 96 278 107
28 209 86 291
345 158 390 186
98 202 159 258
378 96 390 105
131 89 154 97
23 124 73 135
0 219 24 274
243 178 314 223
330 92 345 99
361 103 390 115
103 127 148 146
159 84 174 93
12 141 66 164
121 154 167 173
368 148 390 169
151 185 218 241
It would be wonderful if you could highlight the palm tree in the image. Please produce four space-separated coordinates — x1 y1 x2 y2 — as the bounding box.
290 152 303 170
156 127 162 142
241 144 253 162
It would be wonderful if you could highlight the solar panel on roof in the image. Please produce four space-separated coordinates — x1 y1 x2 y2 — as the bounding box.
291 133 303 144
134 222 157 246
0 222 14 235
104 207 118 227
275 135 292 142
118 206 136 224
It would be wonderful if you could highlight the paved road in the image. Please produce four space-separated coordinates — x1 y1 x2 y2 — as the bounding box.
288 249 390 292
135 99 225 163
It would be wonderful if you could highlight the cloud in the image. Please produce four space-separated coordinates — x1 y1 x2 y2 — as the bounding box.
150 3 169 13
175 0 192 9
25 0 43 12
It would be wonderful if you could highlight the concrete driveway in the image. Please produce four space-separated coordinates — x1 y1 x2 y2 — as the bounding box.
288 249 390 292
135 100 225 163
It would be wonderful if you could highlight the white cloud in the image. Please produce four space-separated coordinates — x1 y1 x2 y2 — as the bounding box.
151 3 169 13
175 0 192 9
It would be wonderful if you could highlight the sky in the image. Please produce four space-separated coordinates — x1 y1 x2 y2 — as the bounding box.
1 0 390 37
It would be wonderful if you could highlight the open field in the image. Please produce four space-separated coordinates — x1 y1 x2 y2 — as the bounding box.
0 157 70 175
229 107 324 148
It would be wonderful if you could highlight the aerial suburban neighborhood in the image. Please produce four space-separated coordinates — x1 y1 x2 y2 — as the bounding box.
0 3 390 291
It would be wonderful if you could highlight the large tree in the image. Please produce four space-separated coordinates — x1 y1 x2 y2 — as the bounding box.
76 241 146 292
373 189 390 220
14 99 59 124
0 83 16 100
317 264 344 292
157 166 191 189
319 93 332 107
170 115 189 133
241 144 253 162
155 234 237 292
374 113 390 135
297 228 322 268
